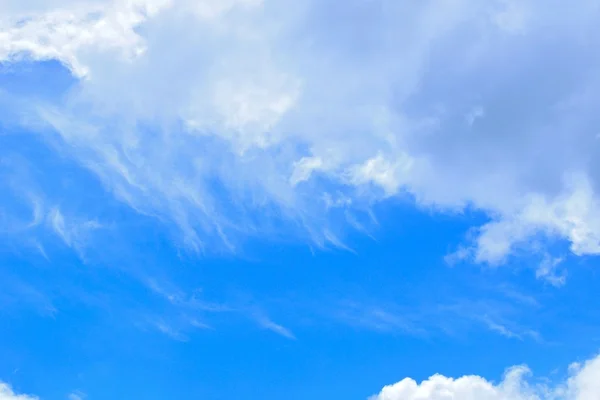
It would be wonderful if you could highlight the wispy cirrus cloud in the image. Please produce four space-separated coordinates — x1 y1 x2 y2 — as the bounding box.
330 294 543 342
536 255 567 287
0 151 102 261
253 314 296 340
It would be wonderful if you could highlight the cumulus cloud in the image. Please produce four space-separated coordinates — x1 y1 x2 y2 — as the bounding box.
2 0 600 262
0 382 37 400
371 353 600 400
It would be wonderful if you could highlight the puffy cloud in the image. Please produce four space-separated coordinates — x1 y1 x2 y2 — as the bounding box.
2 0 600 261
0 383 37 400
371 353 600 400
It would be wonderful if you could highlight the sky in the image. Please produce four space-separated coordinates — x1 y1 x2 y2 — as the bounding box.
1 0 600 399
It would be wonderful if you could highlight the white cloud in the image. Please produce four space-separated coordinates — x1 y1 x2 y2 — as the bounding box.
0 382 37 400
536 255 566 287
347 153 414 197
67 391 85 400
255 316 296 339
0 154 100 259
370 353 600 400
46 207 102 251
2 0 600 264
480 316 540 341
465 106 485 127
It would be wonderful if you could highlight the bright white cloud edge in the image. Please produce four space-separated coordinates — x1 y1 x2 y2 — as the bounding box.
1 0 600 269
372 353 600 400
0 382 37 400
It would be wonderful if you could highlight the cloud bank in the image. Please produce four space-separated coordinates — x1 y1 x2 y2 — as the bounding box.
2 0 600 262
372 353 600 400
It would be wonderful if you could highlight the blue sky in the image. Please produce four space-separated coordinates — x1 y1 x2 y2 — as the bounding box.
1 1 600 399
